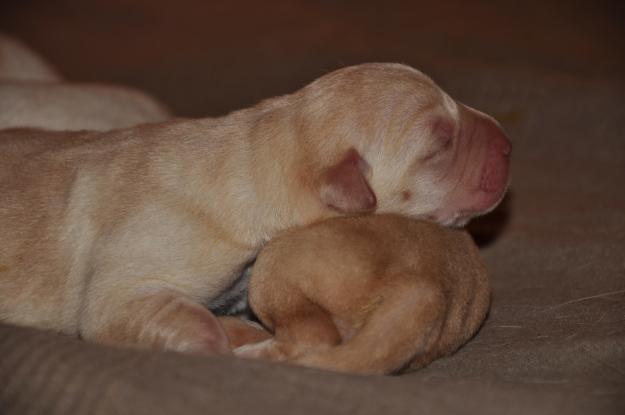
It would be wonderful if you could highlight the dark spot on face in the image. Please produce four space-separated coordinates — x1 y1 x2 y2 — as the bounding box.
401 190 412 202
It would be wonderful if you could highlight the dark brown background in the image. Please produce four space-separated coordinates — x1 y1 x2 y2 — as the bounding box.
1 1 624 414
1 0 624 116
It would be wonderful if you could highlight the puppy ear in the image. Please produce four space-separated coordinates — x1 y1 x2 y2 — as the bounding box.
319 147 377 213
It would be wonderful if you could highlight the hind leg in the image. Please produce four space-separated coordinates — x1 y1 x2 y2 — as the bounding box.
219 316 272 349
235 299 341 362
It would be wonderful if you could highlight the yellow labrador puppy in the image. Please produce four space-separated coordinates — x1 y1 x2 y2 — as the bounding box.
225 214 489 375
0 63 510 354
0 33 169 131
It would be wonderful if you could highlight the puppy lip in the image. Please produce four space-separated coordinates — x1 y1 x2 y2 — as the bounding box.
469 179 511 218
428 210 470 227
438 180 510 226
424 209 468 227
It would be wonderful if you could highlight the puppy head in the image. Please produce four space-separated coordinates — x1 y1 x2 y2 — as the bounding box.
300 63 511 226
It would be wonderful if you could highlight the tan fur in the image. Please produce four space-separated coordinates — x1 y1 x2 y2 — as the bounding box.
219 317 272 348
0 63 509 355
0 33 170 131
231 214 489 375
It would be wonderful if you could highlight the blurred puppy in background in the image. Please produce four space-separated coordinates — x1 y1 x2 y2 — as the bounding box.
0 33 170 131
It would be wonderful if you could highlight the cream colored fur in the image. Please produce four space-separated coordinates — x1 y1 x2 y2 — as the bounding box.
0 33 170 131
0 63 510 354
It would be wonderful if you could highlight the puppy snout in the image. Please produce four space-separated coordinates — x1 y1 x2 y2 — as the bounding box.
477 117 511 194
497 132 512 157
483 117 512 157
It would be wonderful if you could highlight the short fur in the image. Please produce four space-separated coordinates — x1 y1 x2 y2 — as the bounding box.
0 63 509 354
229 214 490 375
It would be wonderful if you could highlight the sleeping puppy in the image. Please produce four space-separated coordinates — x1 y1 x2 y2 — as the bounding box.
225 214 490 375
0 63 509 355
0 33 169 131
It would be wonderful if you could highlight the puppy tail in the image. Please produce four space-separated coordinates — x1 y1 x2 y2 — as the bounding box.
291 279 446 375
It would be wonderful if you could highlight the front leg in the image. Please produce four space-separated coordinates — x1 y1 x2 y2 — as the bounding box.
80 287 231 355
75 204 257 354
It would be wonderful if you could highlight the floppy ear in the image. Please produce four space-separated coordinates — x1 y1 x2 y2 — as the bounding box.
319 147 377 213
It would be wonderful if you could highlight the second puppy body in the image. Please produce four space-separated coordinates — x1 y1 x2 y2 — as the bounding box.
226 214 490 375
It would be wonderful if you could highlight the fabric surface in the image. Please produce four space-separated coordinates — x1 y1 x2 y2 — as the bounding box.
1 65 624 415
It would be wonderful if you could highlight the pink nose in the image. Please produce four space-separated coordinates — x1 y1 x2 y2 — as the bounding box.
497 132 512 156
483 117 512 156
478 116 511 194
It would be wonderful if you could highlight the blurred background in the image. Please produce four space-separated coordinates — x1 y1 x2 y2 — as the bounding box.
1 0 623 117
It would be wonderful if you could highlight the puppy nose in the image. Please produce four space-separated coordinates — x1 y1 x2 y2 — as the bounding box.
499 134 512 156
483 117 512 157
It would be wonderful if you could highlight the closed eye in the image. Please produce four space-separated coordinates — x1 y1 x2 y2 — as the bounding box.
422 118 455 162
440 135 453 151
422 135 453 162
